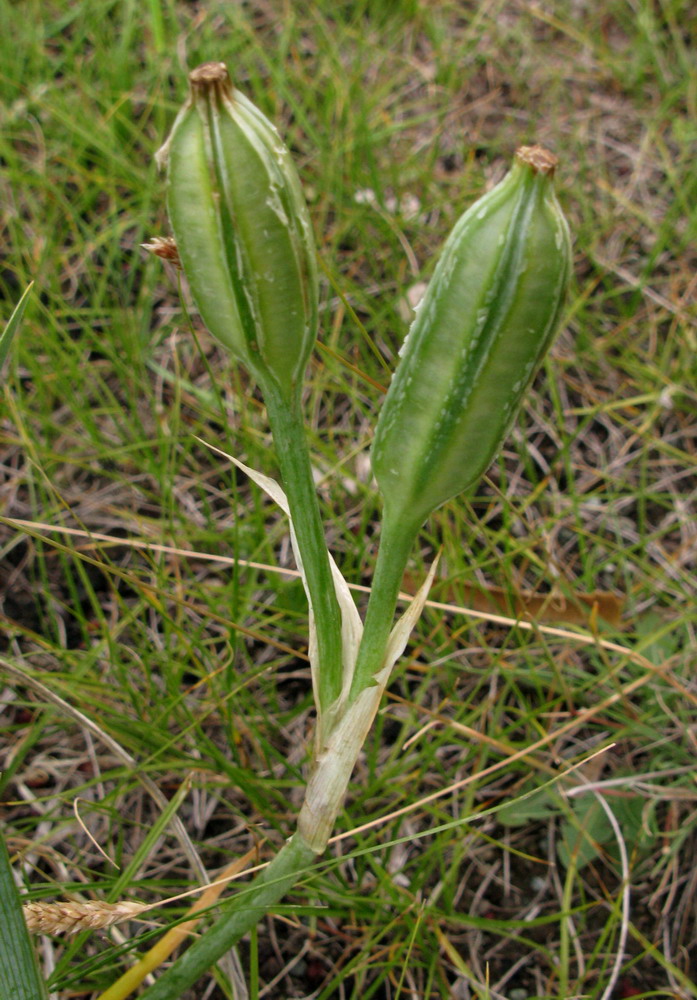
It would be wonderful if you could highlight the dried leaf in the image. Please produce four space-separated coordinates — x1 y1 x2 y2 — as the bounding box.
384 555 440 678
402 574 623 627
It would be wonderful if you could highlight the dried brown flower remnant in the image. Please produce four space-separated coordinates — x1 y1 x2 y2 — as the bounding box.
515 144 558 175
23 899 148 936
188 60 233 99
141 235 182 268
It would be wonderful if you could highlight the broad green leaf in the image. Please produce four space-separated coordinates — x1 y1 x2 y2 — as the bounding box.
558 794 610 870
498 786 558 827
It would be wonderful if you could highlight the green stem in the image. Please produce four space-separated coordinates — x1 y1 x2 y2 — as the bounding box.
294 508 424 853
137 832 317 1000
262 382 344 713
348 509 421 702
132 387 341 999
133 510 422 996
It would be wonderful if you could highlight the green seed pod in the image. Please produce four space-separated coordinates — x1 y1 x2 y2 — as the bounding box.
372 145 572 532
157 62 318 400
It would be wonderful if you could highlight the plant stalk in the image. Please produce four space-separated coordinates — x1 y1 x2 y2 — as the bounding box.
296 509 422 850
135 508 423 995
348 509 422 702
262 381 344 714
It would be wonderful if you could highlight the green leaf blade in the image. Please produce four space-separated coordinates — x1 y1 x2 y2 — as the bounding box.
0 282 33 375
0 833 49 1000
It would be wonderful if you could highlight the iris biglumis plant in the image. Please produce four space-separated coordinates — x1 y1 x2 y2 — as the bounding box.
139 62 572 996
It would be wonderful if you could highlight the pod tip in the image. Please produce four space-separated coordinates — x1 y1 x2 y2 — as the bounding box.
188 61 234 102
515 145 558 176
189 61 229 86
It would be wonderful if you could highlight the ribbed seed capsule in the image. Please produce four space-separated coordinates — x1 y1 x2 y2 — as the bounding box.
157 62 318 400
371 145 572 532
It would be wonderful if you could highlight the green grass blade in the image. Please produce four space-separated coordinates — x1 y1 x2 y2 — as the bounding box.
0 832 49 1000
135 832 316 999
0 281 33 374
